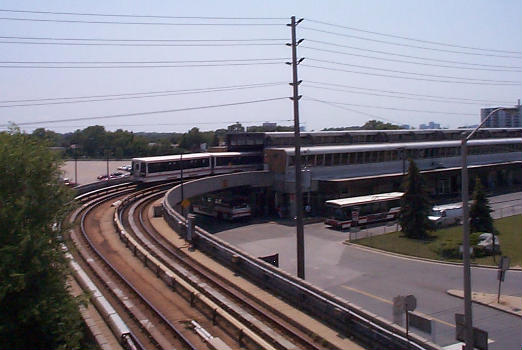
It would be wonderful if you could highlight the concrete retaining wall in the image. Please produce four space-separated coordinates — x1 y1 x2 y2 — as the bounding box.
162 171 440 350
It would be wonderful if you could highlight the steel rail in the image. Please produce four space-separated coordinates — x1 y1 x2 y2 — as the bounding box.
77 188 197 350
125 190 323 350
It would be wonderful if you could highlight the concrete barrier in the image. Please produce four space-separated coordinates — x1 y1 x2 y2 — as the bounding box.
162 172 441 350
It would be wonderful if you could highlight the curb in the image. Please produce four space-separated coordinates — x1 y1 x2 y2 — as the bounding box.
446 290 522 318
345 242 522 271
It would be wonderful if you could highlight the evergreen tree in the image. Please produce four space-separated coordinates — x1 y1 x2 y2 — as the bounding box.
398 159 433 238
469 177 494 233
0 128 84 349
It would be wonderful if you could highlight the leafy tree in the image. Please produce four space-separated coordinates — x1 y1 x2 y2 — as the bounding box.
227 122 245 133
322 120 404 131
398 159 433 238
470 177 494 233
179 127 206 152
31 128 62 145
0 128 84 349
361 120 402 130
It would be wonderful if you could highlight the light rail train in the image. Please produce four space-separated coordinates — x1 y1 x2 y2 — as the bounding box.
131 152 263 183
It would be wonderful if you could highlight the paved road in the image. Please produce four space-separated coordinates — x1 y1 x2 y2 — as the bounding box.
206 193 522 349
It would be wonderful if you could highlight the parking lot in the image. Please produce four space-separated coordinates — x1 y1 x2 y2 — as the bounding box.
61 160 131 185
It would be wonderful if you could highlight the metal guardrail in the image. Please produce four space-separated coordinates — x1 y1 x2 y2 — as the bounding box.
162 172 441 350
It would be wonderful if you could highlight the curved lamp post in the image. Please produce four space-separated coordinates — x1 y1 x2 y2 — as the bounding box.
461 107 506 350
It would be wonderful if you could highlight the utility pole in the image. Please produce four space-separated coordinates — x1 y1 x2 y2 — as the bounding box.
287 16 305 279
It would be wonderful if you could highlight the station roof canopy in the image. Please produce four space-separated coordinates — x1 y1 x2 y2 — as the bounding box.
325 192 404 208
266 138 521 156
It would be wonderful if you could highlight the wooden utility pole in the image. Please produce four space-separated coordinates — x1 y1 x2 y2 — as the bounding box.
288 16 305 279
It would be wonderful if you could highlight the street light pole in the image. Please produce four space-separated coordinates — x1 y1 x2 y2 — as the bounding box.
461 107 505 350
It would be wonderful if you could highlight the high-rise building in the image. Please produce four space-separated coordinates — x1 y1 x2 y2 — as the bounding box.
481 101 521 128
419 121 441 129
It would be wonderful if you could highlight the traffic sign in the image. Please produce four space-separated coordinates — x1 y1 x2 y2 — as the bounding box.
405 295 417 311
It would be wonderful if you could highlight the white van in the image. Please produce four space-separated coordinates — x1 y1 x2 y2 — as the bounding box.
428 204 463 227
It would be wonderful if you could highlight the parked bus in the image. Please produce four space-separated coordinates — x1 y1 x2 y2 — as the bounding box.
192 194 251 220
324 192 404 230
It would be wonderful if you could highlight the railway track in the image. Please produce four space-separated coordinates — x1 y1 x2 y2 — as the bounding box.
69 182 331 350
68 183 210 350
119 188 329 350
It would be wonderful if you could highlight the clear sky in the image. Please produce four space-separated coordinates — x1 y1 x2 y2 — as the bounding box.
0 1 520 133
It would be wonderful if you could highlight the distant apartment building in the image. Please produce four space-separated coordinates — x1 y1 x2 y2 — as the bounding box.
419 121 441 129
481 102 521 128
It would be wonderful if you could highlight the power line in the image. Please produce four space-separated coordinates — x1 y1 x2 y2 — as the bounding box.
305 18 522 55
301 41 522 69
304 96 403 125
0 58 288 64
2 119 295 130
304 96 476 116
0 40 284 47
0 62 286 69
301 45 521 72
0 82 288 108
304 80 515 105
303 83 508 106
306 58 520 83
0 8 287 20
0 16 284 26
301 26 522 59
302 64 521 86
1 96 288 127
0 82 286 103
0 35 286 42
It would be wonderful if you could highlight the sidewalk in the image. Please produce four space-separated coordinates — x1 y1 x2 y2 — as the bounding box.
447 289 522 317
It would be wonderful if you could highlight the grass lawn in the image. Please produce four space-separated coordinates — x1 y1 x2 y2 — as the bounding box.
353 215 521 267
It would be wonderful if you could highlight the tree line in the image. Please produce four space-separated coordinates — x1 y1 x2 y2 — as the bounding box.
31 119 402 159
32 125 219 159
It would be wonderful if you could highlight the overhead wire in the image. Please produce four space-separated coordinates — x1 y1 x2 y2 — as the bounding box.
302 64 521 86
303 83 510 106
304 96 476 116
0 16 284 26
1 119 294 130
0 35 287 42
0 58 288 64
301 41 522 69
0 61 286 69
305 18 522 55
0 40 284 47
304 80 515 105
0 9 287 20
0 96 289 127
306 58 520 83
304 96 403 125
0 82 287 103
0 82 288 108
300 26 522 59
301 45 521 72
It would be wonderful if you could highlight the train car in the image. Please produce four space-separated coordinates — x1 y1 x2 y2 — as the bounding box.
265 138 522 180
131 151 263 183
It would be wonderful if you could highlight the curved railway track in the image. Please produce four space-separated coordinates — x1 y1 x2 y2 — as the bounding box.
120 188 329 350
69 182 334 350
68 183 210 350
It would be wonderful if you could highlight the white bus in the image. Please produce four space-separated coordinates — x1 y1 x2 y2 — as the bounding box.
192 195 251 220
324 192 404 230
